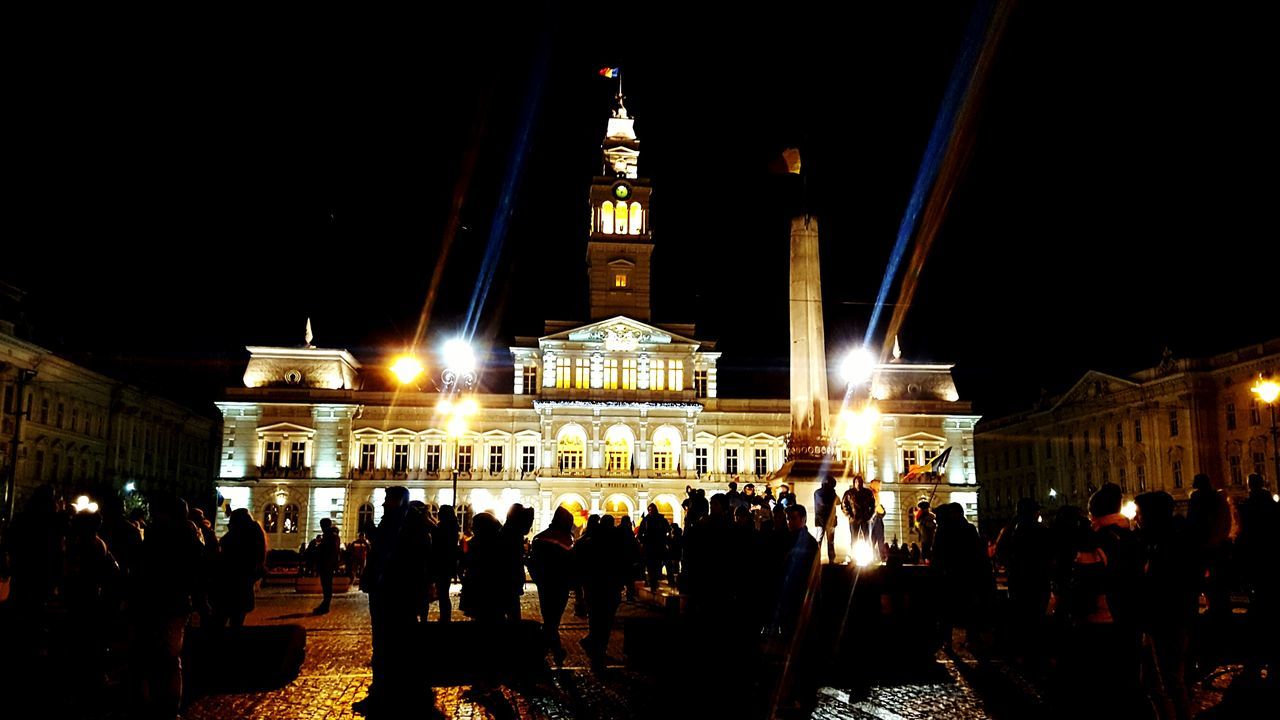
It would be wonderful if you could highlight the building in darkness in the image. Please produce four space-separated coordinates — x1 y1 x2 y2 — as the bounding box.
975 339 1280 533
1 281 217 521
213 98 980 554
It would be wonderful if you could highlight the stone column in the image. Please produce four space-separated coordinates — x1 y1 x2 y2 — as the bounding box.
789 215 829 446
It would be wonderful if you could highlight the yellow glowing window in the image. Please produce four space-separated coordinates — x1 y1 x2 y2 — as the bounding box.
615 201 628 234
621 359 637 390
603 358 618 389
601 201 614 235
668 360 684 391
556 356 571 389
629 202 642 235
574 358 590 388
614 273 628 288
557 432 585 471
651 359 665 391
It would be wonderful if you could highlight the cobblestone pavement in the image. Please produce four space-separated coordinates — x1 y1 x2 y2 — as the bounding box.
188 585 1235 719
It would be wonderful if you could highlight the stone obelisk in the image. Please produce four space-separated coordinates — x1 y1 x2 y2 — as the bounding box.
789 214 829 449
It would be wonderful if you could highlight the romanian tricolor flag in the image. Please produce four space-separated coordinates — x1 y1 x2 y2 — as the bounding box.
598 67 621 79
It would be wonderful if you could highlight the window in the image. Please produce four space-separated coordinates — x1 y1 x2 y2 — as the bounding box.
282 504 300 534
574 358 590 388
724 448 739 475
1116 423 1124 448
1136 464 1147 491
605 429 630 473
56 403 64 429
1118 466 1127 492
1226 403 1237 430
603 358 619 389
556 356 571 389
71 408 78 433
1169 410 1179 437
39 399 49 424
902 449 917 471
424 443 442 472
601 201 614 234
652 359 665 391
393 443 409 473
1134 419 1143 443
1098 427 1106 450
924 449 939 465
456 445 473 472
694 369 707 398
360 443 377 471
558 432 585 472
614 273 628 288
695 447 708 476
629 201 642 234
1173 460 1183 488
1250 401 1261 426
754 448 769 476
621 359 637 390
263 504 279 533
357 503 375 533
264 441 282 468
1254 452 1266 477
1229 456 1243 485
615 200 628 234
290 441 307 468
488 446 504 474
667 360 684 391
521 445 537 473
522 366 538 395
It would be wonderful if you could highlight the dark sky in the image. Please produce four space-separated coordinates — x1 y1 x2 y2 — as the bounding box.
5 3 1276 417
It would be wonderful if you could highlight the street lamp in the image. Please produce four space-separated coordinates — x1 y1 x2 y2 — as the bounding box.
841 347 875 387
1251 377 1280 484
390 355 425 386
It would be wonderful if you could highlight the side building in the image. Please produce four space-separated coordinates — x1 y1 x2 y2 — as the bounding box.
212 98 981 553
1 295 218 521
975 339 1280 533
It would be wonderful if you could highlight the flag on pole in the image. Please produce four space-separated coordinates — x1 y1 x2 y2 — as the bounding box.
903 446 952 482
598 67 621 79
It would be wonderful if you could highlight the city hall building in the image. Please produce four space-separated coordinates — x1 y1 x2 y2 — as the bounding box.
214 99 980 554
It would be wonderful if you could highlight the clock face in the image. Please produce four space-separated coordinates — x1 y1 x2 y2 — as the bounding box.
612 183 631 200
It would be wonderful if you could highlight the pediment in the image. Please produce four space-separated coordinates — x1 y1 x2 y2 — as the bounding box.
1050 371 1139 412
257 422 315 435
543 316 699 349
895 431 947 444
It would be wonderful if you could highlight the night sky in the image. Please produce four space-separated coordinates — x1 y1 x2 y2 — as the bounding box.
5 3 1275 418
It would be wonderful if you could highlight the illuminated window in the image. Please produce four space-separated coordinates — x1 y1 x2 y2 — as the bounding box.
357 503 375 532
1173 460 1183 488
488 446 504 474
574 358 590 388
424 443 441 472
754 448 769 476
556 356 571 389
614 273 628 288
615 201 628 234
651 359 665 391
457 445 473 472
694 369 707 398
667 360 683 391
393 443 409 473
360 443 376 471
902 448 917 471
601 201 614 235
621 359 637 390
724 448 739 475
282 504 299 533
651 427 679 473
695 447 708 476
557 430 585 472
603 358 619 389
521 445 537 473
522 366 537 394
629 202 642 235
264 441 282 468
263 504 278 533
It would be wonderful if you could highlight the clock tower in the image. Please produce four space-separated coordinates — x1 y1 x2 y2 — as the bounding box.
586 95 653 322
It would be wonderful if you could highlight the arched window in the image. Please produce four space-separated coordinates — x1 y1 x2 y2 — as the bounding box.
604 425 633 474
601 201 614 235
651 425 681 474
602 494 634 518
282 503 300 534
263 503 279 533
614 201 628 234
629 201 642 234
557 426 586 472
357 502 375 534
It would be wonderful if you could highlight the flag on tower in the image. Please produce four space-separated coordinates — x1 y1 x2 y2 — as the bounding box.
598 67 621 78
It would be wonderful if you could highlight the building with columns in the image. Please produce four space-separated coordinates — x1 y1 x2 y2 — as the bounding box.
213 98 981 551
975 339 1280 534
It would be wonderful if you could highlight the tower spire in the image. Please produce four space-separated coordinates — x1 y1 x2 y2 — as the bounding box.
305 317 314 348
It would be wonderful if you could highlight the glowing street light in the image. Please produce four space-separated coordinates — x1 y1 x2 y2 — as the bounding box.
841 405 881 448
72 495 99 514
1048 488 1058 499
1251 377 1280 485
841 347 876 387
124 481 136 493
390 355 425 386
852 538 875 568
442 338 478 390
1120 500 1137 520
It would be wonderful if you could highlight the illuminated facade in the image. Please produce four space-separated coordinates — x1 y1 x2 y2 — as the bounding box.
213 99 980 549
975 339 1280 533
